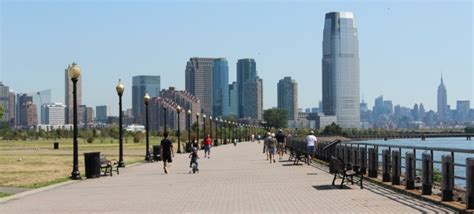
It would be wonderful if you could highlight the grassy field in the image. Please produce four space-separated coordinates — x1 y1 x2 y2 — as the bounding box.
0 137 167 188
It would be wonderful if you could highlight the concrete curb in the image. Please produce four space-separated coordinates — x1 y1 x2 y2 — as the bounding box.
0 161 145 204
0 180 79 204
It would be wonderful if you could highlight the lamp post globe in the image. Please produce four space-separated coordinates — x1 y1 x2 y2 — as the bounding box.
144 92 151 161
69 63 81 180
116 79 125 167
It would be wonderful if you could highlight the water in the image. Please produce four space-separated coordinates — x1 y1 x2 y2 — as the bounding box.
356 137 474 187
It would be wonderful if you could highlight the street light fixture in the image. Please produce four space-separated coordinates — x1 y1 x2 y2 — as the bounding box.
196 112 200 146
116 79 125 168
176 105 182 153
163 107 167 134
203 114 206 138
144 92 151 161
187 109 192 152
69 63 81 180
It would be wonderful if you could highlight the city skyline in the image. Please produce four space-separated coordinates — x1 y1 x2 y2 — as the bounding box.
1 1 472 115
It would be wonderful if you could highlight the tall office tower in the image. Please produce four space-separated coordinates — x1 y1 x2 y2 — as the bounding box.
437 76 448 119
185 57 215 115
8 90 16 125
419 103 426 120
212 58 229 117
132 75 161 124
277 77 298 121
0 82 10 122
96 105 109 123
44 103 66 125
322 12 360 128
456 100 470 122
237 58 257 118
65 62 82 124
242 78 263 120
228 82 238 117
17 94 33 126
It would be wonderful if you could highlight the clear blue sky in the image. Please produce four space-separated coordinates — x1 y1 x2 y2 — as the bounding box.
1 0 472 116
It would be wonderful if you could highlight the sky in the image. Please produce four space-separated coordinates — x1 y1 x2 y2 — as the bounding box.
1 0 473 116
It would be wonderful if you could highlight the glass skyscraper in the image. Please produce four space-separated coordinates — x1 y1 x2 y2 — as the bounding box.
322 12 360 128
212 58 229 117
132 75 161 124
237 58 257 118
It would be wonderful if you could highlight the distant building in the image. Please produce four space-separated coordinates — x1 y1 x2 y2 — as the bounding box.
228 82 238 117
8 91 15 125
44 103 66 125
65 62 82 124
0 82 12 123
315 113 338 129
437 76 448 120
456 100 470 122
20 101 37 127
155 87 201 131
31 89 52 124
237 58 257 118
212 58 229 117
277 77 298 121
242 78 263 120
132 75 161 124
322 12 360 128
185 57 215 115
96 105 109 123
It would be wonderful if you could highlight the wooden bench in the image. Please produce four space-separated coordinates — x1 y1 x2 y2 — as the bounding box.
330 156 363 189
100 155 119 176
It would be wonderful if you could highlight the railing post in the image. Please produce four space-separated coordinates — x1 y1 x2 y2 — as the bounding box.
352 147 359 167
405 152 415 190
368 148 378 178
391 150 401 185
467 158 474 209
382 149 391 182
359 147 367 174
421 152 433 195
441 155 454 201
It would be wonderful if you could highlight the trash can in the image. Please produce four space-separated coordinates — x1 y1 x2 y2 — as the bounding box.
53 142 59 150
84 152 101 178
153 145 161 161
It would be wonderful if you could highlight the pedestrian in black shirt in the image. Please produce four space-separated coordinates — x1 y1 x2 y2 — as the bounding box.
160 132 174 174
275 129 286 160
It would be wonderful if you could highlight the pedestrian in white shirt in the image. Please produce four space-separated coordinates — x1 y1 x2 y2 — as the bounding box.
305 130 318 164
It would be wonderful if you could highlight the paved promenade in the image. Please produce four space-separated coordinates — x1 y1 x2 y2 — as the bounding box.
1 141 453 213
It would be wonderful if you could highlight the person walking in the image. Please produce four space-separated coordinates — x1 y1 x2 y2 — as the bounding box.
189 147 199 173
275 129 286 160
305 130 318 164
203 134 212 158
160 132 174 174
192 137 199 150
265 132 277 163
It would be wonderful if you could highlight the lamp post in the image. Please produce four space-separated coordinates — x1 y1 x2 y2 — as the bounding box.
116 79 125 168
187 109 192 152
163 107 167 134
144 92 151 161
219 119 223 145
223 120 227 144
214 117 218 146
69 63 81 180
176 106 182 153
203 114 206 138
196 112 200 146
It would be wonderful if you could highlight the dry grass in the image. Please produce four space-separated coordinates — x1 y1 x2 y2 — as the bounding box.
0 137 168 188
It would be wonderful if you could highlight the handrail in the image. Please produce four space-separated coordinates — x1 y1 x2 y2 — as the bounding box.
341 141 474 154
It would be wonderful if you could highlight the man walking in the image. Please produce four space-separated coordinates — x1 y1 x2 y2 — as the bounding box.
305 130 317 164
160 132 174 174
275 129 286 160
203 134 212 158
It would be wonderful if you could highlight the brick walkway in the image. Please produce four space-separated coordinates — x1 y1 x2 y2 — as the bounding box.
0 141 453 213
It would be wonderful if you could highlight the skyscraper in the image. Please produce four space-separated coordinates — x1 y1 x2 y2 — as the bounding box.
277 77 298 121
437 76 448 119
0 82 10 122
456 100 470 122
322 12 360 128
228 82 238 117
242 78 263 120
65 62 82 124
237 58 257 118
212 58 229 117
185 57 215 115
44 103 66 125
96 105 109 123
132 75 161 124
32 89 52 124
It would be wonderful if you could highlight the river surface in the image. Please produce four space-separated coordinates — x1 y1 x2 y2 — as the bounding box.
355 137 473 187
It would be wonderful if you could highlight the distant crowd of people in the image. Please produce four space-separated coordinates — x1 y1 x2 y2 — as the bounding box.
261 129 318 164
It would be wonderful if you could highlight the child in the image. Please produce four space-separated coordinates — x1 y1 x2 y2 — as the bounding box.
189 147 199 173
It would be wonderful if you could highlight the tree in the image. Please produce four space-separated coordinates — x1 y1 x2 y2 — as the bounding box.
322 122 343 136
0 104 3 119
263 108 288 129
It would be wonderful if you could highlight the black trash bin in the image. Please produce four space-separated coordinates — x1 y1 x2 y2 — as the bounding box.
84 152 101 178
153 145 161 161
53 142 59 150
